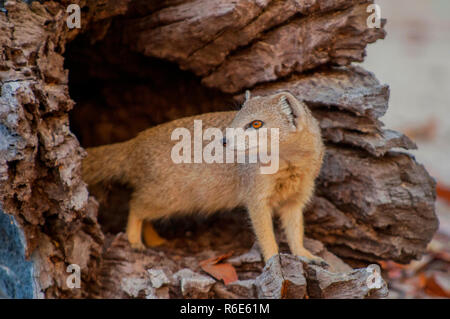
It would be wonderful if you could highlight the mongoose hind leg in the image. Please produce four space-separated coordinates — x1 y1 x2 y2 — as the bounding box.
142 221 167 247
279 200 328 267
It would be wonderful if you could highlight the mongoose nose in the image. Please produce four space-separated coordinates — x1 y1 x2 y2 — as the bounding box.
222 137 227 147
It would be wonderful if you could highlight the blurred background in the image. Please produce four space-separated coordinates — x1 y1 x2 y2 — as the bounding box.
361 0 450 298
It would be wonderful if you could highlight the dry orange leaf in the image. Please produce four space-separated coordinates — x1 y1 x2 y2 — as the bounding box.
403 117 437 141
424 273 450 298
200 252 238 285
280 280 289 299
417 272 427 289
434 251 450 263
436 182 450 204
381 260 409 270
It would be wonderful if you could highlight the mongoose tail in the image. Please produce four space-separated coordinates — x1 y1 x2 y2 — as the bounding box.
82 141 132 187
83 141 169 246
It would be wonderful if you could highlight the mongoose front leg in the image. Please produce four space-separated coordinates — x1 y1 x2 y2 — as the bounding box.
279 201 327 266
126 210 146 250
247 202 279 261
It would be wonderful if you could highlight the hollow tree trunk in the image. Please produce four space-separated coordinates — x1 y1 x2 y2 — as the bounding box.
0 0 438 298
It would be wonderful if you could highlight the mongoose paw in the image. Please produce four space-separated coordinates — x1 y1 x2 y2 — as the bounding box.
296 254 329 269
308 256 329 268
130 241 147 251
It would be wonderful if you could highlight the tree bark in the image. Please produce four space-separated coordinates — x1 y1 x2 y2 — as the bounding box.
0 0 438 298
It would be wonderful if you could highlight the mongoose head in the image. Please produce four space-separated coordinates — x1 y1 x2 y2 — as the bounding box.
223 91 320 154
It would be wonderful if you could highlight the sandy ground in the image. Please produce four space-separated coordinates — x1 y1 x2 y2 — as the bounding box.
361 0 450 298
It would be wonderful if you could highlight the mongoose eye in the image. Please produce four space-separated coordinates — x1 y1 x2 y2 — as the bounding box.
251 120 263 129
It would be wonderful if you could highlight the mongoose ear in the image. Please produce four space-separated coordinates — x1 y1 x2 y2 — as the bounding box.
245 90 251 102
278 93 298 131
279 95 293 116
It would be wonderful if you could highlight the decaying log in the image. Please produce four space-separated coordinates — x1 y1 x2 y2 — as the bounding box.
304 264 388 299
86 231 389 299
255 254 307 299
0 0 438 299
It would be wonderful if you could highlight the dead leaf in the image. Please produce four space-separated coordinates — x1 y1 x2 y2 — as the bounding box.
281 280 289 299
417 272 427 289
403 117 437 141
434 251 450 263
436 182 450 204
424 272 450 298
380 260 409 279
200 252 238 285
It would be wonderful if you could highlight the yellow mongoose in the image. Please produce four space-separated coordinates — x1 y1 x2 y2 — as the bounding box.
82 92 325 264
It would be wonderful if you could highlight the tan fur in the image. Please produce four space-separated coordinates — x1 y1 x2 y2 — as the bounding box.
82 92 325 263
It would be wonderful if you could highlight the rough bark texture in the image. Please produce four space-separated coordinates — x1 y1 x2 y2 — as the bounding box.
0 0 438 298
